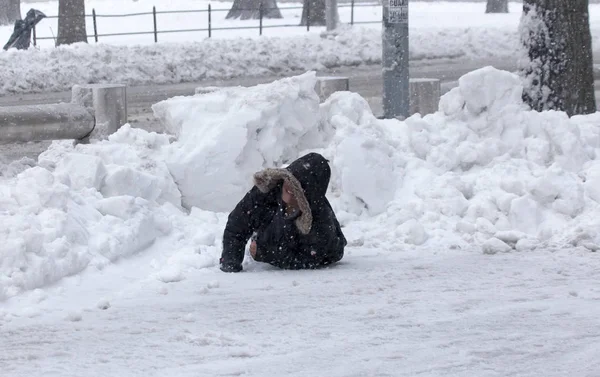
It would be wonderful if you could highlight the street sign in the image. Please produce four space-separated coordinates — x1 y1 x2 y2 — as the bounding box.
388 0 408 24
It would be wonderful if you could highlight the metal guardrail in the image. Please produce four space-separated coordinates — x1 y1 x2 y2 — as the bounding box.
0 84 127 144
0 103 94 143
32 2 381 45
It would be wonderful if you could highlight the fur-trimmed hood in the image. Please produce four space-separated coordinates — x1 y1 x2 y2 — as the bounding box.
253 153 332 235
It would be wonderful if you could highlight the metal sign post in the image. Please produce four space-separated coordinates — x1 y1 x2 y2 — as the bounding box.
382 0 409 119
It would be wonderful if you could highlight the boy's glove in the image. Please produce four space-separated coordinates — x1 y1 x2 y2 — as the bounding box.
219 258 242 273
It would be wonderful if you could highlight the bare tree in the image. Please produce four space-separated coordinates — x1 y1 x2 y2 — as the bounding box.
519 0 595 116
57 0 87 46
0 0 21 26
486 0 508 13
226 0 282 20
301 0 326 26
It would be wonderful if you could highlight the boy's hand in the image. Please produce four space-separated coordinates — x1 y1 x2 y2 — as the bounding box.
250 240 257 259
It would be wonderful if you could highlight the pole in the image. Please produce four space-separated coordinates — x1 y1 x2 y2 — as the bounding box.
382 0 409 119
92 9 98 43
153 6 158 43
306 0 310 31
208 4 212 38
326 0 338 31
259 2 263 36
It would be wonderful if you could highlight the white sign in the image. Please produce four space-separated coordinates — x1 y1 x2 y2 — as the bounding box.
388 0 408 24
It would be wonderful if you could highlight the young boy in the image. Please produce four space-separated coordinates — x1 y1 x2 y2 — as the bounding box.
220 153 347 272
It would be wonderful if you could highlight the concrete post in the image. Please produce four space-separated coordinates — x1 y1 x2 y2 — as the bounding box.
72 84 128 140
315 76 349 102
409 78 441 116
382 0 409 120
326 0 338 31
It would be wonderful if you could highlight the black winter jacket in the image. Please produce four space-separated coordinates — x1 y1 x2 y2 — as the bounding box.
220 153 347 272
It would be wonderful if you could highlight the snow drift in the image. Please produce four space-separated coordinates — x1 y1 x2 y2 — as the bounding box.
3 66 600 301
153 74 324 212
0 129 181 301
155 66 600 254
0 26 519 96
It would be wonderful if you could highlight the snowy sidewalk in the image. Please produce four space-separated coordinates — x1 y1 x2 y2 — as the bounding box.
2 247 600 377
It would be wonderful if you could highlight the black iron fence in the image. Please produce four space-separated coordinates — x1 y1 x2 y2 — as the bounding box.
33 1 380 46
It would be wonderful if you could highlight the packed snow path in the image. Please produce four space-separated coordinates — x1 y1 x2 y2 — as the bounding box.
2 248 600 377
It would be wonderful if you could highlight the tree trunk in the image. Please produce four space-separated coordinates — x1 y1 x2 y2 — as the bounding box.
519 0 596 116
486 0 508 13
56 0 87 46
226 0 282 20
301 0 326 26
0 0 21 26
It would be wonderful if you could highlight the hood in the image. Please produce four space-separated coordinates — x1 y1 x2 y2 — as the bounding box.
253 153 331 235
25 9 46 25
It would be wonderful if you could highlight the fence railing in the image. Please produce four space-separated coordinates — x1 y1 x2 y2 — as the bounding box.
33 1 380 46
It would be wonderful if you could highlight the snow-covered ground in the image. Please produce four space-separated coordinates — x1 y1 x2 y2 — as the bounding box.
3 247 600 377
3 0 524 46
3 1 597 95
2 67 600 375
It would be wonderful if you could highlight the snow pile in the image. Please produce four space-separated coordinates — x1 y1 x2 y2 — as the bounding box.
0 27 519 96
0 128 183 301
156 66 600 255
4 66 600 301
318 93 400 216
0 26 519 96
323 66 600 253
0 155 37 178
153 72 324 212
5 1 600 96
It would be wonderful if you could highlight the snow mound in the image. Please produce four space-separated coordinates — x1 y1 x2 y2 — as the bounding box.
0 25 520 96
341 66 600 252
154 72 323 212
319 93 400 216
0 127 180 301
5 66 600 301
155 66 600 254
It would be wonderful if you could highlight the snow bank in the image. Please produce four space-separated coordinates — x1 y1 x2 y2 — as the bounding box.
0 27 518 96
5 65 600 300
0 127 183 301
153 72 325 212
156 66 600 256
6 1 600 96
324 66 600 253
